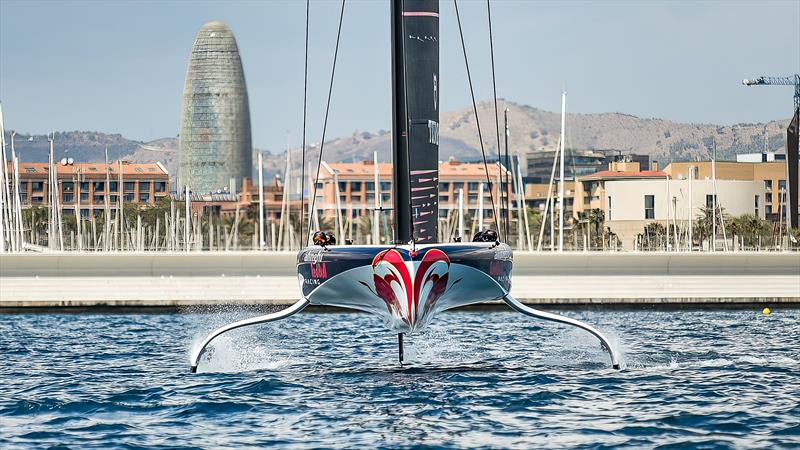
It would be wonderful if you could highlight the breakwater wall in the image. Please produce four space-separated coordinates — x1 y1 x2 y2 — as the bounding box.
1 252 798 308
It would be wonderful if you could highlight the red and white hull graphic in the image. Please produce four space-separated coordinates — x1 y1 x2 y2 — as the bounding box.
297 243 512 333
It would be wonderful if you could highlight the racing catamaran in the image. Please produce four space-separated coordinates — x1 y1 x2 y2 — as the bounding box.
190 0 620 373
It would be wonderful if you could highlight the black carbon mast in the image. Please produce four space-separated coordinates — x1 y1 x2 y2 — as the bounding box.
391 0 440 244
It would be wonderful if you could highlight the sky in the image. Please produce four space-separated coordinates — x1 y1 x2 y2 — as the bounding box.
1 0 798 153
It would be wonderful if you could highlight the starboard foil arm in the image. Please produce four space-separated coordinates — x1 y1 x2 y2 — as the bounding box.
189 298 310 373
503 294 621 370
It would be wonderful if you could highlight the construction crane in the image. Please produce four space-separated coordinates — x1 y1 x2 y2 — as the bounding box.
742 74 800 111
743 74 800 231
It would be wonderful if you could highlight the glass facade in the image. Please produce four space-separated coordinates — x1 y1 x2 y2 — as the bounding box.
179 21 252 195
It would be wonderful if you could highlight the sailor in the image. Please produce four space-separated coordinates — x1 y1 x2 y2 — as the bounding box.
312 231 337 247
472 229 498 243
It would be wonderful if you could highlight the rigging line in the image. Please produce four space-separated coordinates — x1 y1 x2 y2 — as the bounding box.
399 0 415 245
486 0 506 242
300 0 310 244
307 0 346 238
454 0 500 235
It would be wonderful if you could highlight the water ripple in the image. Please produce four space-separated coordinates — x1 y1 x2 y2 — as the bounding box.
1 309 799 448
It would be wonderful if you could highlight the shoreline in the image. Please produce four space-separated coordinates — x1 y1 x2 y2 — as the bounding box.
3 252 798 311
2 299 795 314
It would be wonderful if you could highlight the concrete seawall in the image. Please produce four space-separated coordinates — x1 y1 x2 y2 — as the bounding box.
1 252 798 308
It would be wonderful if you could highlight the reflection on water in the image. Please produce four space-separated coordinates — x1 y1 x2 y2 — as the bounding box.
1 308 798 448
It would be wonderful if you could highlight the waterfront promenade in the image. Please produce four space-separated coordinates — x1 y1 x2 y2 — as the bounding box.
1 252 798 309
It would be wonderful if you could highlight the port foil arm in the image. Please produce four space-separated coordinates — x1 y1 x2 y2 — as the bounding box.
503 294 621 370
189 297 310 373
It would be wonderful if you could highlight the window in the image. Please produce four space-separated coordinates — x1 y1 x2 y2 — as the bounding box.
93 195 105 204
124 194 134 202
80 181 90 191
705 194 717 209
350 181 362 191
366 194 375 203
80 192 89 202
766 205 773 216
154 182 166 193
337 181 347 192
351 195 361 202
139 192 150 203
110 195 118 204
778 179 786 191
339 195 346 203
124 182 135 191
439 182 450 192
32 181 44 192
366 182 375 191
18 183 28 193
468 182 479 191
20 193 28 204
608 196 612 220
381 193 391 203
139 181 150 191
468 194 478 203
93 181 105 191
645 195 655 219
62 193 74 203
440 195 449 203
766 193 773 203
380 181 391 192
62 181 74 192
754 195 760 217
109 181 119 192
80 209 90 219
31 196 43 204
316 182 324 189
764 180 772 191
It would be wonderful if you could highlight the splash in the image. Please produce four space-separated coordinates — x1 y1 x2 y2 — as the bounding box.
184 304 297 374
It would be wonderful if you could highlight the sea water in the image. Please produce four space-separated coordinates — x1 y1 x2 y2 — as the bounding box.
1 308 798 448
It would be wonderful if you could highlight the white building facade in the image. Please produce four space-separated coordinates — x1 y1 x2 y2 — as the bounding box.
604 178 763 249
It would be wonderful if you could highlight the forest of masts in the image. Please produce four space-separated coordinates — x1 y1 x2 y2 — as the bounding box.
2 104 796 253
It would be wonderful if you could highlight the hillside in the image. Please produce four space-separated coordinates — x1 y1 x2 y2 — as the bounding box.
442 100 789 162
4 100 791 184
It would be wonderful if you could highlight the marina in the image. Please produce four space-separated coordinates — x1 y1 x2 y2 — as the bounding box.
1 0 799 448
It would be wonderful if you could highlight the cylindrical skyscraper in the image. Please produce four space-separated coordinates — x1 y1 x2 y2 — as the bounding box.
179 21 251 194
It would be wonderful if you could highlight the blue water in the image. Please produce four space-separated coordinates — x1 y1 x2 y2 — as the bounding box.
1 308 799 449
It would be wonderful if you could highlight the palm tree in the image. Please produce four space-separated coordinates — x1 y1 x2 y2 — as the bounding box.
639 222 667 251
22 205 49 246
586 208 604 250
694 206 730 249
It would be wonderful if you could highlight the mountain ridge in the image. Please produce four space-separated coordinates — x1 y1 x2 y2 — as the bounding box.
4 100 791 183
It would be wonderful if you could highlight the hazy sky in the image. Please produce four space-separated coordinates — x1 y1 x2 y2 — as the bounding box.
1 0 798 152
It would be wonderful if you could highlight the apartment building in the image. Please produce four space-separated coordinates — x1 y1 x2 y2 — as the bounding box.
9 160 169 218
314 159 512 222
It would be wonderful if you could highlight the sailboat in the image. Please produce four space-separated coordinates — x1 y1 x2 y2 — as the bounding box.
190 0 620 373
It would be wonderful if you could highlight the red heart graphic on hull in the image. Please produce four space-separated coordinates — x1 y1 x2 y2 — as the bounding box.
371 249 450 327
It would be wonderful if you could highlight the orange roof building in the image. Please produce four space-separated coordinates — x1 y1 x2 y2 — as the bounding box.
313 159 512 224
7 160 169 218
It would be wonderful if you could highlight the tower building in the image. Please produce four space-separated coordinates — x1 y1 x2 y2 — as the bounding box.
179 21 251 194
